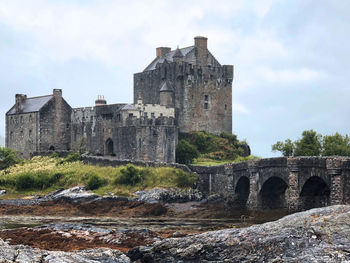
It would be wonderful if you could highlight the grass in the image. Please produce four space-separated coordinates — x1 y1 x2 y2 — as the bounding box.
192 155 260 166
0 156 197 198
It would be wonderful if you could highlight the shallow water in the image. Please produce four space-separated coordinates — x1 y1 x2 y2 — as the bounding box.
0 211 287 232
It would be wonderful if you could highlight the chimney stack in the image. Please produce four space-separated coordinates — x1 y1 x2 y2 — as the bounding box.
156 47 171 57
194 36 208 66
53 89 62 98
15 94 27 113
95 95 107 106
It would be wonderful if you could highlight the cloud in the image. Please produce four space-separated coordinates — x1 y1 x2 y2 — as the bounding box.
0 0 349 158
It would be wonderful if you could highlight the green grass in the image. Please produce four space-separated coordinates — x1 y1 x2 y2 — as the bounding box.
192 155 260 166
0 156 197 198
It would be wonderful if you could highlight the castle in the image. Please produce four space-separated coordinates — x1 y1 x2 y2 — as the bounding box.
6 36 233 162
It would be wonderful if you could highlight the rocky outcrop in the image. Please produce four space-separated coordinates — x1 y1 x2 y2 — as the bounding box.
129 205 350 262
134 188 203 203
0 239 130 263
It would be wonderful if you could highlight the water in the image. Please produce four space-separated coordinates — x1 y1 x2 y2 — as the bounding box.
0 211 288 232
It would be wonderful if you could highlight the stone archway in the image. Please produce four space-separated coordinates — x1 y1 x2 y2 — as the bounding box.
300 176 330 210
259 176 288 209
49 145 55 151
233 176 250 208
105 138 114 156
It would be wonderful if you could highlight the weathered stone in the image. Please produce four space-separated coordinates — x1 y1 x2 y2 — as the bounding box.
129 205 350 262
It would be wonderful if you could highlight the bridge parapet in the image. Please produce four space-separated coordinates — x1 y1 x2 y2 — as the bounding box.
191 156 350 212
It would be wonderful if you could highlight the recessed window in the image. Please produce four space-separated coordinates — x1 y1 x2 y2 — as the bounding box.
144 112 148 118
29 130 32 136
129 113 133 118
204 103 208 110
225 104 227 110
204 95 209 101
151 113 155 118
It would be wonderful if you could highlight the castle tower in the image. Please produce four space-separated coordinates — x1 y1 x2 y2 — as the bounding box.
134 36 233 134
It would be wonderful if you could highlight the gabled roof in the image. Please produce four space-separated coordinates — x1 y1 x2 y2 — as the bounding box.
144 46 195 71
160 81 174 92
7 95 53 115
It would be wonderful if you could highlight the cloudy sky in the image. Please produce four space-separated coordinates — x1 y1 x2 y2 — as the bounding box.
0 0 349 156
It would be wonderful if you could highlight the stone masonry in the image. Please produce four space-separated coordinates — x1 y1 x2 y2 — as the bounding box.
6 36 233 162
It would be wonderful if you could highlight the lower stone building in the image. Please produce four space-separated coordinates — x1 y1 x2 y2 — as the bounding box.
6 90 177 162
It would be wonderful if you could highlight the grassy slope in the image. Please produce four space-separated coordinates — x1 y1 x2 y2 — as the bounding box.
0 156 196 198
192 155 259 166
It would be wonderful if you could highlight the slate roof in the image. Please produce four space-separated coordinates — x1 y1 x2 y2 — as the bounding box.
7 95 53 115
144 46 195 71
121 104 138 111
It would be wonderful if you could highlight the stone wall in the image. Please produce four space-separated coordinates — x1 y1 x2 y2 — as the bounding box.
39 93 72 152
6 112 39 158
134 61 233 134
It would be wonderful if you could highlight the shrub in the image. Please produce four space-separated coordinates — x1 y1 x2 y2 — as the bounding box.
15 171 63 190
57 152 81 165
115 164 143 186
176 140 199 164
86 173 104 190
174 170 198 188
0 147 20 170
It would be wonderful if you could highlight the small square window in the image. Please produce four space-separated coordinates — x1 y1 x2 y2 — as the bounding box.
129 113 133 118
204 95 209 101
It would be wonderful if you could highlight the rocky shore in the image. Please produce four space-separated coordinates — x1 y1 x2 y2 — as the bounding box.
0 188 349 262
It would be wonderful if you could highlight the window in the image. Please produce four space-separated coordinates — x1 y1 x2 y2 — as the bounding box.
225 104 227 110
204 103 208 110
151 113 155 118
29 130 32 136
144 112 148 118
129 113 133 118
117 114 121 121
204 95 209 101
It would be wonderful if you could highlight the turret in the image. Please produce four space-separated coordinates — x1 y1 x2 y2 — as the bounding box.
159 81 174 107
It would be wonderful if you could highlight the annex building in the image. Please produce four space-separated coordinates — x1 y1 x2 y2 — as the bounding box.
6 36 233 163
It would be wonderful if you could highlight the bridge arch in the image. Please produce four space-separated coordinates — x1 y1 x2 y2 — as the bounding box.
299 176 330 210
233 176 250 208
258 176 288 209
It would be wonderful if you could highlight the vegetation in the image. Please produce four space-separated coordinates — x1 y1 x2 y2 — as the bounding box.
272 130 350 157
176 131 254 165
0 156 197 197
0 147 20 170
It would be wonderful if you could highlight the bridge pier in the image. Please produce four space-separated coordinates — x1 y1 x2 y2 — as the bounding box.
328 165 343 205
247 165 259 210
286 159 300 212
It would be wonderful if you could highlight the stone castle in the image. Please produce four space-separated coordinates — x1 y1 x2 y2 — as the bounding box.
6 36 233 162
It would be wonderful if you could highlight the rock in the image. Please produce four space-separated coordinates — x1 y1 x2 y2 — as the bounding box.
48 186 99 202
0 238 130 263
0 190 6 196
129 205 350 262
135 188 203 203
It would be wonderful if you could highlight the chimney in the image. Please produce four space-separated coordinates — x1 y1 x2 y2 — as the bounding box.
53 89 62 97
95 95 107 106
156 47 171 57
15 94 27 113
194 36 208 66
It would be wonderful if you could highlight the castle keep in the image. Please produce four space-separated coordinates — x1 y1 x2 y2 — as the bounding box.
6 36 233 162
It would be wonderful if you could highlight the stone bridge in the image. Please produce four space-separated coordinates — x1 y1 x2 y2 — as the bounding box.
190 157 350 212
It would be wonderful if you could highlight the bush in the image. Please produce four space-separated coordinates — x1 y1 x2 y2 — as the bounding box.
115 164 143 186
57 152 81 165
176 140 199 164
15 171 63 190
174 170 198 188
0 147 20 170
86 173 104 190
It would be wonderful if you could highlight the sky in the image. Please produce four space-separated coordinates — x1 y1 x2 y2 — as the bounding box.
0 0 349 156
